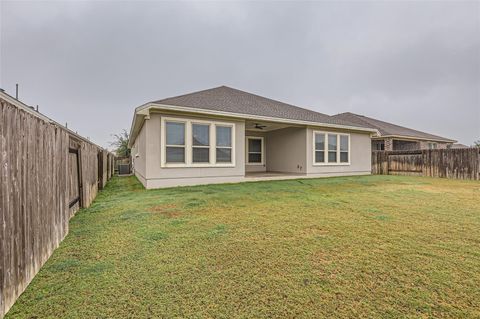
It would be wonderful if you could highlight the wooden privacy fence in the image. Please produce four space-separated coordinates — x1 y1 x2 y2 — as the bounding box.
372 148 480 180
0 92 114 317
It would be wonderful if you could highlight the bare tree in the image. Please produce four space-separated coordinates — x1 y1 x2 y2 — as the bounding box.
110 129 130 157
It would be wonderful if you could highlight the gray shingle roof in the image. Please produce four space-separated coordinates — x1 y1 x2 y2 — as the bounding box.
151 86 366 128
332 112 455 142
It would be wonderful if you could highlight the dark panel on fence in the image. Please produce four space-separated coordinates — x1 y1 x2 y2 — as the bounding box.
97 150 108 190
0 94 114 317
372 149 480 180
68 148 81 213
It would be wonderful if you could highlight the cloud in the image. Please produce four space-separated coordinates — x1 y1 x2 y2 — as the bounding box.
1 1 478 146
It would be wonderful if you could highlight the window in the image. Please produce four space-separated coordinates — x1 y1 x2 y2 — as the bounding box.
192 123 210 163
340 135 349 163
373 141 384 151
246 137 263 164
216 126 232 163
165 121 185 163
162 117 235 167
428 142 437 149
328 134 337 163
315 133 325 163
313 131 350 165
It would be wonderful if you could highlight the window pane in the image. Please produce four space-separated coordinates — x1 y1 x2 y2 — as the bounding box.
216 148 231 163
248 153 262 163
166 147 185 163
248 139 262 153
328 134 337 151
315 133 325 151
315 151 325 163
328 151 337 163
166 122 185 145
340 135 348 151
216 126 232 147
192 124 209 146
340 152 348 163
193 148 209 163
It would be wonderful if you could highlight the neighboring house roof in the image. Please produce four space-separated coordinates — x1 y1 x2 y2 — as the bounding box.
152 86 360 128
331 112 456 143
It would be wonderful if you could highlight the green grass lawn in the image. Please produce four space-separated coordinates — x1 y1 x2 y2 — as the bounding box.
6 175 480 318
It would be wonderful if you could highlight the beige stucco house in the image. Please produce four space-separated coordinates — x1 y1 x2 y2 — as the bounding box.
128 86 376 188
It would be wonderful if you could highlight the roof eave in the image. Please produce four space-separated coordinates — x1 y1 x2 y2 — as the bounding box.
127 102 151 148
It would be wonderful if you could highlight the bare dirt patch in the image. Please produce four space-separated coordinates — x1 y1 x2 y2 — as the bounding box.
148 204 181 218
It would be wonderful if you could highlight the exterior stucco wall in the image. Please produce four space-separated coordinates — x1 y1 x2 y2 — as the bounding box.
306 128 372 176
245 131 267 173
132 122 147 186
144 113 245 189
266 127 307 174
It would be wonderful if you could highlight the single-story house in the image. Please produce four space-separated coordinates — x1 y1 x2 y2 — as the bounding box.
128 86 376 188
331 112 456 151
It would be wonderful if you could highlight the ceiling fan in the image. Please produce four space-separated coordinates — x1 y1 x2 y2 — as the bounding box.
254 123 267 130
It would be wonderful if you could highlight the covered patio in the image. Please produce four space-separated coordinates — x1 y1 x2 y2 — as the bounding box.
244 120 307 176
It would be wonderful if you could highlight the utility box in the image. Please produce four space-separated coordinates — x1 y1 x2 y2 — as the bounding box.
118 164 131 175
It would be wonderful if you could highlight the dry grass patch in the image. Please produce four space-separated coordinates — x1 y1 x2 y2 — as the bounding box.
148 203 181 218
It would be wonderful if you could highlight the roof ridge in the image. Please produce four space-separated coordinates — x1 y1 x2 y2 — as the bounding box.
155 85 332 119
153 85 226 104
334 112 374 128
221 86 330 118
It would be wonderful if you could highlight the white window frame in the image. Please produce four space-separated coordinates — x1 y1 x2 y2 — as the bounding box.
245 136 265 165
161 117 235 168
312 130 350 166
215 124 235 166
191 122 211 164
163 119 187 165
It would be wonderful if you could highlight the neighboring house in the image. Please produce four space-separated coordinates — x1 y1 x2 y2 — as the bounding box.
128 86 376 188
451 143 470 149
331 112 456 151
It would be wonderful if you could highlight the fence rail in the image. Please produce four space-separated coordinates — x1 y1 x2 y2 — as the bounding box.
372 148 480 180
0 93 114 317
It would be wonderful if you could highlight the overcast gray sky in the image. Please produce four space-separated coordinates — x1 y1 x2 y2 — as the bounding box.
1 1 479 147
